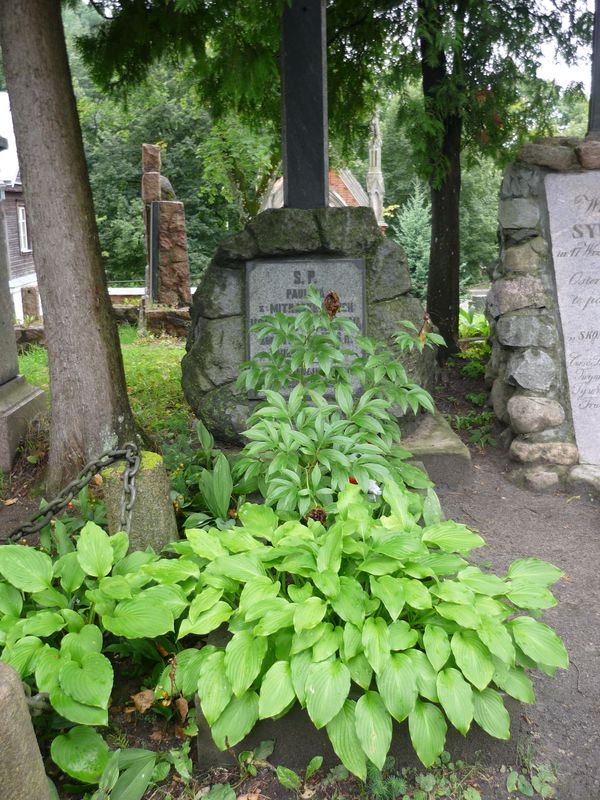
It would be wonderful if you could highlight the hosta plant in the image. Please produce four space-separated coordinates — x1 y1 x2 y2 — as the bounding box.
161 481 567 779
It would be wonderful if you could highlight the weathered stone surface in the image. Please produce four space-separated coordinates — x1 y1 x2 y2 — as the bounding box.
517 142 578 172
142 143 161 173
248 208 321 254
505 349 556 392
504 229 540 246
196 266 243 319
197 316 244 387
491 378 513 422
0 376 46 473
503 237 546 274
402 412 471 487
141 171 160 203
500 164 543 198
146 308 190 338
499 198 540 229
496 313 555 347
190 383 254 444
519 466 561 491
487 277 546 318
507 395 565 434
484 342 505 384
567 464 600 494
509 439 578 465
575 140 600 170
157 201 191 306
103 451 179 553
14 324 46 352
368 237 411 301
0 663 52 800
21 286 40 319
213 229 258 268
315 205 380 254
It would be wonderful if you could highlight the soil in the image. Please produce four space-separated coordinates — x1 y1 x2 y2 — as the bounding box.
2 358 599 799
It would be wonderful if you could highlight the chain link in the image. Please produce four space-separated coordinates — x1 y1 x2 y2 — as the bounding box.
6 443 140 543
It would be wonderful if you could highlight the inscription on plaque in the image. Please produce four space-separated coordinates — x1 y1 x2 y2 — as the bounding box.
245 258 365 361
547 172 600 465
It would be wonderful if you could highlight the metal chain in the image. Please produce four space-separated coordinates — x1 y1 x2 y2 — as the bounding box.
6 443 140 543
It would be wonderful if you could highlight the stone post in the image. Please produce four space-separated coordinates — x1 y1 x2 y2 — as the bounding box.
0 663 52 800
102 450 179 553
0 142 46 473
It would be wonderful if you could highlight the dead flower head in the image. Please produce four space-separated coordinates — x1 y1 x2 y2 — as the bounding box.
323 291 341 319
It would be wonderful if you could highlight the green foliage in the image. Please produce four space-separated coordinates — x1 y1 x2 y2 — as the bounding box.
450 411 496 448
458 309 490 340
388 179 431 301
233 287 438 516
506 746 558 798
367 752 486 800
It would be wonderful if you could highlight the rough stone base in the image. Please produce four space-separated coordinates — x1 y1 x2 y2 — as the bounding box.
402 412 471 487
102 451 179 553
195 695 518 773
0 376 46 473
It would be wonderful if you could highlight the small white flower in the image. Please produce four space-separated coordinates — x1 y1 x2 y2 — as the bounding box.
367 479 382 499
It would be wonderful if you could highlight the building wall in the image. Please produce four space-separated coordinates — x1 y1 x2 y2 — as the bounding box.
4 186 35 281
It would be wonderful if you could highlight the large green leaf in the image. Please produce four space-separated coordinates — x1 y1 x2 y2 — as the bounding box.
22 611 66 638
423 625 451 671
49 686 108 726
197 652 232 725
1 635 43 676
451 631 494 690
178 601 232 639
225 631 268 696
326 700 367 780
188 588 223 622
239 577 281 616
436 602 480 629
141 559 200 584
472 688 510 739
306 658 351 729
370 576 405 621
507 558 563 587
293 597 327 632
317 528 343 573
509 617 568 669
259 660 296 719
59 653 113 709
238 503 279 540
389 620 418 651
405 649 438 702
102 595 174 639
458 567 507 596
346 653 373 690
507 581 557 610
211 691 259 750
436 668 474 735
175 647 217 696
355 691 392 770
76 522 114 578
376 653 417 722
290 650 312 706
111 754 157 800
0 582 23 617
476 618 515 665
492 661 535 704
330 577 366 625
400 578 432 610
0 545 53 592
362 617 390 675
60 625 103 663
54 552 86 594
51 726 109 784
186 528 227 560
342 622 362 659
422 521 484 553
408 699 447 767
35 646 63 693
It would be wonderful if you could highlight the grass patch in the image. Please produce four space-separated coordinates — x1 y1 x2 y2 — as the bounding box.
18 326 192 447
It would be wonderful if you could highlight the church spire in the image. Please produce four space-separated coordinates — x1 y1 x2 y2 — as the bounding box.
366 112 386 228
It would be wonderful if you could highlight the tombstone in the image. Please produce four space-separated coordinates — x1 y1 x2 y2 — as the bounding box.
141 143 191 308
182 0 436 443
0 139 45 473
20 285 40 319
0 663 52 800
487 140 600 489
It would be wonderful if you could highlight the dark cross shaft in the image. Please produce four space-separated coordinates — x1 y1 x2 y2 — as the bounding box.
589 0 600 137
281 0 329 208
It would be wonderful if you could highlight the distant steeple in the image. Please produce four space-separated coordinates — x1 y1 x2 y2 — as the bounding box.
366 112 386 228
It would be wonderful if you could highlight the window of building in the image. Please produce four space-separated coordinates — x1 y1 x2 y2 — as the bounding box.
17 204 32 254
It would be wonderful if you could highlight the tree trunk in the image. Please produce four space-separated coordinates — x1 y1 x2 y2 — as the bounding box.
417 0 462 357
0 0 137 491
426 114 462 356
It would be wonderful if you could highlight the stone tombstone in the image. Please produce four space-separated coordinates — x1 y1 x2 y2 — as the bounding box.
546 172 600 465
246 257 365 360
182 206 436 443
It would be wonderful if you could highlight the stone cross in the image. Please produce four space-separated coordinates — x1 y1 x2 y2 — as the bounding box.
588 0 600 138
281 0 329 208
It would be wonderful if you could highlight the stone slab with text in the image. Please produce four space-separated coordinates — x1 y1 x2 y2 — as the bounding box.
547 172 600 466
245 257 365 360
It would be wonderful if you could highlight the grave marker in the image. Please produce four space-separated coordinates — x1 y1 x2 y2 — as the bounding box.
545 172 600 465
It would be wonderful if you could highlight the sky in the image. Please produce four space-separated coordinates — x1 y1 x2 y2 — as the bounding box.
538 0 595 94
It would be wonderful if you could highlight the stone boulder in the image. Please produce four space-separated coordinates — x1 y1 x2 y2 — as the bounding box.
506 395 565 434
182 207 435 443
505 349 556 392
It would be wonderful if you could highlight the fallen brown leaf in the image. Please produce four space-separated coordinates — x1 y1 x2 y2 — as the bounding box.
3 498 17 506
175 696 189 722
149 729 164 742
131 689 155 714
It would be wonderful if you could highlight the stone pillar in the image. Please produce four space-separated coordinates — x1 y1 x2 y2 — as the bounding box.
0 175 45 473
0 663 52 800
141 144 191 308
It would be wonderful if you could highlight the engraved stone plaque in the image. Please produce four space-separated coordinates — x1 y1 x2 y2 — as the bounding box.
245 258 365 360
546 172 600 465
